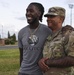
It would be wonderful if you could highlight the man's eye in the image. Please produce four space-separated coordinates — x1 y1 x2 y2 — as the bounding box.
29 9 34 12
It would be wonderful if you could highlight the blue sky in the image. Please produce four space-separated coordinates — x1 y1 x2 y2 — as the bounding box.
0 0 74 38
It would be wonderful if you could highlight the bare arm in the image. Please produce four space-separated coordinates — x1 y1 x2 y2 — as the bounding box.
45 56 74 68
19 48 23 66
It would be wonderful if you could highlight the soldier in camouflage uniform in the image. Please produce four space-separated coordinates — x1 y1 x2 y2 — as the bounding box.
38 7 74 75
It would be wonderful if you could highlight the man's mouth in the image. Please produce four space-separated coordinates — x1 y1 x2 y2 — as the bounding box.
27 17 32 20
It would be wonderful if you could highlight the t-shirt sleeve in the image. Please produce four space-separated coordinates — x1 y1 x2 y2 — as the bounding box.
18 32 23 48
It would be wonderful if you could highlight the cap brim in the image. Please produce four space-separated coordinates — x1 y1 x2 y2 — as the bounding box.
44 13 58 17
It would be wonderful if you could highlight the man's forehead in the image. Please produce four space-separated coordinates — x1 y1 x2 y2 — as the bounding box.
27 4 37 9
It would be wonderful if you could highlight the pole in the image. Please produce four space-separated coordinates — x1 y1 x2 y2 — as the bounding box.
70 7 72 26
2 25 3 39
68 4 74 26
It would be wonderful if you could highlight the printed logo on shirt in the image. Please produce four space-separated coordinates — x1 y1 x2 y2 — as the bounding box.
28 35 39 46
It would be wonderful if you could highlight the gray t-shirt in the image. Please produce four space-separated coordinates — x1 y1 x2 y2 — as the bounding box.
18 24 51 75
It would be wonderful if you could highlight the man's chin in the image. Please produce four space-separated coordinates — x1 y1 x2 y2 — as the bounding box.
27 20 32 24
28 22 32 24
27 21 31 24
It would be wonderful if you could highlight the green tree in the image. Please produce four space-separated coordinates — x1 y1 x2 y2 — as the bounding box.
11 33 16 42
8 31 10 39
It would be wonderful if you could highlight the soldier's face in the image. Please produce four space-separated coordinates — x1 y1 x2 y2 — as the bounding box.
46 15 61 30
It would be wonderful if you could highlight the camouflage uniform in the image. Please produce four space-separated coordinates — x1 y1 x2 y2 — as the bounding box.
43 25 74 75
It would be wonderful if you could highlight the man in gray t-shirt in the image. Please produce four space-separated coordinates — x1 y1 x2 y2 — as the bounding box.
18 2 51 75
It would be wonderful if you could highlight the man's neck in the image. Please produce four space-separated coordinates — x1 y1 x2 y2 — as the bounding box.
52 25 62 33
29 22 40 29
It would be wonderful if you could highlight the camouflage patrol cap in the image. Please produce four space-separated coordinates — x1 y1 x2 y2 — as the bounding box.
44 7 65 17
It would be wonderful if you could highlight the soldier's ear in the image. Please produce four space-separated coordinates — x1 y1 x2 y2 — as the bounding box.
59 17 63 23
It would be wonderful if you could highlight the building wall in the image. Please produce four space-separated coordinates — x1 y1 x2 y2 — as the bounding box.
0 39 5 46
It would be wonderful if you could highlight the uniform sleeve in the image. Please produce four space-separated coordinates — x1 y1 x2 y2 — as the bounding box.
43 40 49 57
67 31 74 56
43 35 52 58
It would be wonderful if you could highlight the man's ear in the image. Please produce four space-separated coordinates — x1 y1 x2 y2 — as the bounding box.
38 11 41 17
59 17 63 23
